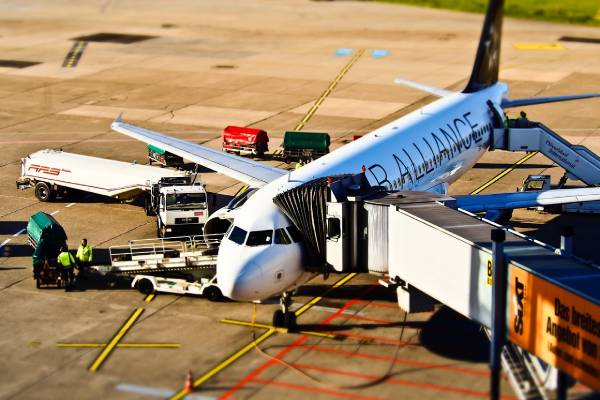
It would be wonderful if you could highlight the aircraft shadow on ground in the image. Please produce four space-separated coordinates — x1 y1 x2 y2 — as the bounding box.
510 213 600 264
1 244 34 258
419 306 489 362
473 162 554 170
296 283 397 302
0 221 28 235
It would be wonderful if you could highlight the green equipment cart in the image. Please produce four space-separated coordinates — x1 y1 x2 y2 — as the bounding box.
280 131 330 163
28 211 68 288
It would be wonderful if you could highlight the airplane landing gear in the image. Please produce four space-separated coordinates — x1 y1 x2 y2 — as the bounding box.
272 291 297 330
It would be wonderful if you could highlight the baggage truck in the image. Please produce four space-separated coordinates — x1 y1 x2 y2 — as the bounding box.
147 144 184 167
280 131 330 162
27 211 68 288
222 125 269 158
17 149 210 237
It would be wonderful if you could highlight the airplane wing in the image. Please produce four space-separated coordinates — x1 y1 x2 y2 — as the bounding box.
111 116 287 188
452 187 600 212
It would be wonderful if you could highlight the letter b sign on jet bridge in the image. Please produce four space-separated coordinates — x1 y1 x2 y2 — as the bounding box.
508 265 600 391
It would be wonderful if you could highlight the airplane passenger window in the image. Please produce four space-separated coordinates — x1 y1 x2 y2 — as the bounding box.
274 228 292 245
286 225 303 242
228 226 248 245
246 230 273 246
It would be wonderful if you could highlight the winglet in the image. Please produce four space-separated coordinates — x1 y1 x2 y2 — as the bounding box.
114 112 123 123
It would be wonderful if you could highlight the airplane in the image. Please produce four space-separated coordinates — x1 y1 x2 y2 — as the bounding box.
112 0 600 328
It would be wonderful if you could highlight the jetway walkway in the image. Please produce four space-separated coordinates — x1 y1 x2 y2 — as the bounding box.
491 122 600 186
320 189 600 397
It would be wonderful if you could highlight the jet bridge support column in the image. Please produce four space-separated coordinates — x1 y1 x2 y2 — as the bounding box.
490 229 506 400
556 225 574 400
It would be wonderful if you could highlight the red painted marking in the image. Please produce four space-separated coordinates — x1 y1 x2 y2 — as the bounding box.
219 284 379 399
353 300 399 309
297 345 489 377
291 364 509 399
332 313 394 324
252 378 383 400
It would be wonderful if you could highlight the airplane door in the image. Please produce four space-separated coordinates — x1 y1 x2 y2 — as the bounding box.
325 202 349 272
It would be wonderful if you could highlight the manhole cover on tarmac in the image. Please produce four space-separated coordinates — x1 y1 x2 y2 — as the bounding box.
0 59 40 68
72 32 156 44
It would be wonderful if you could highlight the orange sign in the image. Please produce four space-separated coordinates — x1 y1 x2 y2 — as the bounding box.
509 265 600 391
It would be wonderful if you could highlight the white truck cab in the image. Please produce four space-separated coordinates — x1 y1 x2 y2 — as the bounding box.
152 179 209 237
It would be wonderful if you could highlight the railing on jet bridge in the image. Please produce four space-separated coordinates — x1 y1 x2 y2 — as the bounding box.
491 121 600 186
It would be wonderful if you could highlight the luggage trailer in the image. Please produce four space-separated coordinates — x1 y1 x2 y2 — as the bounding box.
93 234 224 300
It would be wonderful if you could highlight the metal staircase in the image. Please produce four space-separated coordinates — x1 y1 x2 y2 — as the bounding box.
492 122 600 186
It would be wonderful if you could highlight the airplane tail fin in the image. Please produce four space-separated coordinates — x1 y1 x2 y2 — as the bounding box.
463 0 504 93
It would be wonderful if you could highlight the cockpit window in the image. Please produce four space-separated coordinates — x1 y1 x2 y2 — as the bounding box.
228 226 247 245
286 225 302 243
274 228 291 245
246 230 273 246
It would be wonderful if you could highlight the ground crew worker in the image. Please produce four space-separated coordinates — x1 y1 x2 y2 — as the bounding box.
76 238 93 277
57 246 76 285
295 158 305 170
517 110 529 128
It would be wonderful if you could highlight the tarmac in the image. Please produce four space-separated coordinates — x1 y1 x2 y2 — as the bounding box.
1 0 600 399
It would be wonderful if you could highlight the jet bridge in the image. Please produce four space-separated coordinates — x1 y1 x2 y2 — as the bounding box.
491 122 600 186
323 188 600 396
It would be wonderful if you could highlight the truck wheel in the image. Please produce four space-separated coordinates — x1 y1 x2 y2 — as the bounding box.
205 285 223 302
34 182 54 202
36 277 41 289
136 278 154 295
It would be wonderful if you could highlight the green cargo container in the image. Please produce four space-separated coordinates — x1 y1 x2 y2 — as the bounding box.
283 131 330 151
281 131 330 162
28 211 67 267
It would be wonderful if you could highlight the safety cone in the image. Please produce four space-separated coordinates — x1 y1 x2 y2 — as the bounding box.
183 369 194 393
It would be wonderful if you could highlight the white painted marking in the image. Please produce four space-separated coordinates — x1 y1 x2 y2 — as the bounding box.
115 383 215 399
0 239 11 249
65 203 76 208
291 302 365 316
13 229 25 237
50 210 59 215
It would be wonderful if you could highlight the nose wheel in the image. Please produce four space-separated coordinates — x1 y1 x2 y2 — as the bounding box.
272 292 297 330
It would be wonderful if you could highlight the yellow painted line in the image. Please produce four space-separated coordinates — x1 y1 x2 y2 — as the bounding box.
234 184 249 197
221 319 337 339
170 273 355 399
88 308 144 372
144 293 155 303
295 272 356 317
514 43 564 51
294 49 365 131
169 328 276 400
57 343 180 348
470 152 538 195
66 41 84 67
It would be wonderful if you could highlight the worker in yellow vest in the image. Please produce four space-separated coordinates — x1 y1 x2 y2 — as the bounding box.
76 238 93 277
57 246 76 285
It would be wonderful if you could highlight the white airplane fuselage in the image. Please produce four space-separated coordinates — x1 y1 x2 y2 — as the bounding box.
217 84 508 301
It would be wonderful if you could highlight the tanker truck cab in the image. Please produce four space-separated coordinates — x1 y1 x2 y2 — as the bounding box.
147 176 209 237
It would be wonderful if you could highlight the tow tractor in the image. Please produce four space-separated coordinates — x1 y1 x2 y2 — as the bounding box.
27 211 69 288
93 234 223 300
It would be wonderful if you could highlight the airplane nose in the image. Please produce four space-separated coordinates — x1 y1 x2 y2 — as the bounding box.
218 260 264 301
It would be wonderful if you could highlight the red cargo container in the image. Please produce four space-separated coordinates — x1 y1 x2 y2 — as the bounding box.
222 126 269 158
